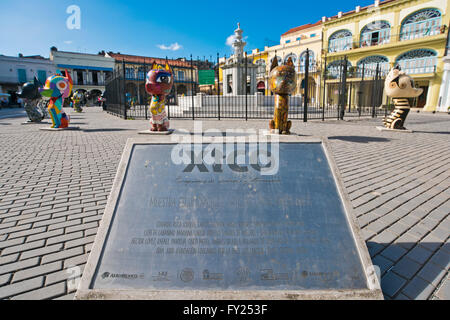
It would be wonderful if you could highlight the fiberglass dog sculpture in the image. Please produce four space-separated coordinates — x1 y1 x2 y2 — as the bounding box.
39 70 72 129
383 65 423 130
145 61 174 132
17 77 45 123
268 57 297 134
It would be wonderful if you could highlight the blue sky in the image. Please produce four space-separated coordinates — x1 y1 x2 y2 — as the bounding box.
0 0 375 60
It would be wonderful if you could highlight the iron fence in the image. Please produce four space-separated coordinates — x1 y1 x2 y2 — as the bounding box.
104 54 388 122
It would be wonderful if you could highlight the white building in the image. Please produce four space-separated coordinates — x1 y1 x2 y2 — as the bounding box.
0 54 56 102
50 48 115 99
221 24 257 96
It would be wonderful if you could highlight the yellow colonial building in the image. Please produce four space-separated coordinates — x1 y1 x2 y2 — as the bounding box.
322 0 449 111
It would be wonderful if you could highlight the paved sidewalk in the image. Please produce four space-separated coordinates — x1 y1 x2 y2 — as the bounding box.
0 107 448 300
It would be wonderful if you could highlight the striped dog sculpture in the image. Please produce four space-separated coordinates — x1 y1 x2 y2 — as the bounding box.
268 57 297 134
383 66 422 130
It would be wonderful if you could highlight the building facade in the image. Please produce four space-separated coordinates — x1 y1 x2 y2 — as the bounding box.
322 0 449 111
0 54 56 104
246 21 323 100
50 48 115 101
106 53 198 104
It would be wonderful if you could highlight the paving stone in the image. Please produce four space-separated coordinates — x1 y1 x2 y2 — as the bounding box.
381 271 407 298
0 253 19 266
12 261 62 283
64 235 96 249
0 237 25 249
11 282 66 300
417 261 447 287
428 249 450 270
372 254 394 275
7 227 46 240
406 245 435 265
45 264 85 286
41 246 84 265
26 229 64 242
392 256 423 279
20 243 64 261
46 231 83 246
64 253 89 269
434 279 450 300
380 245 407 263
401 276 436 300
1 240 45 256
0 276 44 299
0 273 11 286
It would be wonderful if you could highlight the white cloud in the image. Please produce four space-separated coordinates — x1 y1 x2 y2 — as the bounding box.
226 34 236 47
157 42 182 51
64 40 73 45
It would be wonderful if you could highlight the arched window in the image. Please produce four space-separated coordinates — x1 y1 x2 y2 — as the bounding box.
400 8 442 40
357 56 389 77
396 49 437 74
299 50 315 72
326 60 352 79
255 59 266 77
284 53 297 65
328 30 352 53
360 21 391 47
270 56 282 66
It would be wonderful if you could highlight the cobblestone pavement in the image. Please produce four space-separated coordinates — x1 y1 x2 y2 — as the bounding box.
0 107 448 300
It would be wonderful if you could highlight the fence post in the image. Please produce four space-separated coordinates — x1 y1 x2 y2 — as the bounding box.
359 63 365 117
144 57 148 120
245 52 248 121
339 57 348 120
190 55 195 120
322 56 327 121
217 53 221 120
122 59 127 120
372 63 379 118
303 49 309 122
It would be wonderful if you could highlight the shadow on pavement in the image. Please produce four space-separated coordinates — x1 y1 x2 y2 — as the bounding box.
81 128 133 132
328 136 391 143
412 131 450 135
366 241 449 300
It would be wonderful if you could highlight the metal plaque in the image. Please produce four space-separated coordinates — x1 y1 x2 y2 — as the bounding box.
76 136 382 299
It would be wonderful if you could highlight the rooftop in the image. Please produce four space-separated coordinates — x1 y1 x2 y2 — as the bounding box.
281 21 322 37
107 52 195 68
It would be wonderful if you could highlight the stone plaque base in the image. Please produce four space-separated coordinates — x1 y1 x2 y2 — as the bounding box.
75 136 382 300
376 126 413 133
39 127 80 131
138 129 174 135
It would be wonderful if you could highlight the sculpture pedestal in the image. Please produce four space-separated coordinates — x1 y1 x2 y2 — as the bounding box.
138 129 174 135
376 126 413 133
39 127 80 131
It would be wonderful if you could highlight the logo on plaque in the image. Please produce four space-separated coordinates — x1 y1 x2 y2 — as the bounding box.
180 268 194 282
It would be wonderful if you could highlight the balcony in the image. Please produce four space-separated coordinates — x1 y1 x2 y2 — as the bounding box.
400 18 442 41
397 57 437 74
328 36 353 53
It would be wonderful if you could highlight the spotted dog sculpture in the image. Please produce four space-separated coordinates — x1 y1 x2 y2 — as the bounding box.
17 77 45 123
72 90 84 113
39 70 72 129
383 66 423 130
268 57 297 134
145 61 173 132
